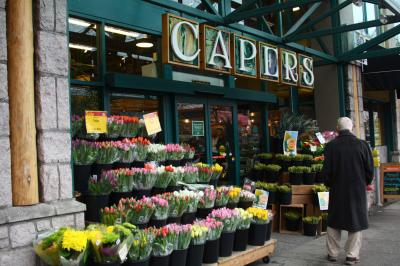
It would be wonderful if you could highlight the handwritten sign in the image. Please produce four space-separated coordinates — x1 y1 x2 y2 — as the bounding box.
318 192 329 211
254 189 269 209
192 121 204 136
85 111 107 134
143 112 162 135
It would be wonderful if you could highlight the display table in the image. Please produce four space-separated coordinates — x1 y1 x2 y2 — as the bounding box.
203 239 277 266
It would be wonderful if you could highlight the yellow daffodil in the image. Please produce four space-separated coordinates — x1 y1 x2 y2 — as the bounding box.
61 229 88 252
247 207 269 222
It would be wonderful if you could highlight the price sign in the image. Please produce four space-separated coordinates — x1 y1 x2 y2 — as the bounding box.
192 121 204 136
143 112 162 135
85 111 107 134
318 192 329 211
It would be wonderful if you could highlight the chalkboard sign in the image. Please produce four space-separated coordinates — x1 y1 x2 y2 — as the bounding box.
380 163 400 201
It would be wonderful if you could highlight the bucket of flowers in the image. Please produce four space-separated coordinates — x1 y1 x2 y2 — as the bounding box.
72 139 97 193
197 218 223 263
165 144 185 166
86 174 116 222
208 207 240 257
33 227 89 266
181 165 198 184
125 197 155 229
131 165 157 199
247 207 269 246
72 115 99 140
131 137 150 167
186 224 208 266
196 186 216 219
215 186 230 208
151 166 170 195
146 144 167 163
163 191 189 224
120 116 140 138
125 228 153 266
149 195 169 228
195 163 213 184
107 168 134 206
168 224 192 266
227 187 241 209
233 208 253 251
106 115 124 139
166 166 183 192
115 139 136 169
209 163 223 187
180 190 203 225
100 206 123 226
94 141 120 177
149 226 174 266
238 190 256 210
181 144 195 165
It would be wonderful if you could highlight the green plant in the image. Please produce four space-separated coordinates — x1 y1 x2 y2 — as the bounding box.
311 164 323 173
321 212 328 220
253 162 267 171
292 155 304 162
284 211 301 221
303 216 321 224
312 184 329 193
258 153 273 159
276 112 314 139
265 164 282 172
288 166 304 174
276 154 292 162
277 184 291 193
264 183 278 192
303 167 312 174
302 154 314 161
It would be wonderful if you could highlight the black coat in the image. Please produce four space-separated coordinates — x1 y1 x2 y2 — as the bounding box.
323 130 374 232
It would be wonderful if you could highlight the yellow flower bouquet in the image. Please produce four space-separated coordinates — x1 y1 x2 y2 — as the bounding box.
228 187 241 204
210 163 223 180
247 207 269 224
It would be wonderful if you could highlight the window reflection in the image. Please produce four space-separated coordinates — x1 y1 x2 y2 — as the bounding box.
106 25 160 76
70 86 102 116
68 18 98 81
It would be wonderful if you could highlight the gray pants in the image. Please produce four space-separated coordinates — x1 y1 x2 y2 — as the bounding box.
326 227 362 259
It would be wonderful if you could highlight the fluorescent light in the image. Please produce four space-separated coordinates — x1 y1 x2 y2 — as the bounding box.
292 6 300 12
69 43 97 52
136 42 154 48
105 26 140 37
184 119 190 124
68 18 91 27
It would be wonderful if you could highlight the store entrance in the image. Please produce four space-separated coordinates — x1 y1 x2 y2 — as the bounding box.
176 97 238 184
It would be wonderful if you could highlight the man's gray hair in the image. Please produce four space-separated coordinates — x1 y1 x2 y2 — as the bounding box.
337 117 353 131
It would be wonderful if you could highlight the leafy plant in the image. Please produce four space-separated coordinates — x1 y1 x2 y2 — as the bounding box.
276 154 292 162
277 184 291 193
253 162 267 170
311 164 323 173
258 153 273 159
303 216 321 224
312 184 329 193
302 154 314 161
292 155 304 162
276 112 315 139
321 212 328 220
288 166 304 174
264 183 278 192
303 167 312 174
265 164 282 172
284 211 301 221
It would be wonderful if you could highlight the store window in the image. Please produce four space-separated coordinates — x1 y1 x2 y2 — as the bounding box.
68 18 99 81
106 25 160 77
70 86 102 115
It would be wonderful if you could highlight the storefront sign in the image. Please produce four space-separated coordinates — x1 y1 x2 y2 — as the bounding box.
318 192 329 211
143 112 162 135
283 131 298 156
192 120 204 136
85 111 107 134
162 13 314 88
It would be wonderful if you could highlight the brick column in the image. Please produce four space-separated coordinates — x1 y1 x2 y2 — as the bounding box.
34 0 73 201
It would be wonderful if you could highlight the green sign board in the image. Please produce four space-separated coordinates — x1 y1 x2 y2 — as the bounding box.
192 121 204 136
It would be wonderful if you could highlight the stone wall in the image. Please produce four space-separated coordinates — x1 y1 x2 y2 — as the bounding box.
0 1 85 265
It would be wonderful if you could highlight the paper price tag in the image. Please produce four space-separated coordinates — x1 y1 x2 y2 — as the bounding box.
143 112 162 135
316 132 326 144
254 189 269 209
118 244 128 261
85 111 107 134
318 192 329 211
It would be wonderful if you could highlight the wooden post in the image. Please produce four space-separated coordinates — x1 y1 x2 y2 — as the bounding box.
7 0 39 205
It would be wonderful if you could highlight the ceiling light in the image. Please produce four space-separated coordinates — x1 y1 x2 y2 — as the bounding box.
379 14 388 25
250 112 255 117
136 42 154 48
184 119 190 124
68 18 91 27
69 43 97 52
292 6 300 12
105 26 140 38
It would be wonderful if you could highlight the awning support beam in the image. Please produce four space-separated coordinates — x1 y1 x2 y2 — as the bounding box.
284 2 322 37
339 47 400 61
201 0 220 16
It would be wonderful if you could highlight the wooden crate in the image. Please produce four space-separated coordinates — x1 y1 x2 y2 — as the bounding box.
203 239 277 266
279 204 304 235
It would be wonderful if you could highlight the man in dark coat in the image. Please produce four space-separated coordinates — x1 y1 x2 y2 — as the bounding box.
323 117 374 265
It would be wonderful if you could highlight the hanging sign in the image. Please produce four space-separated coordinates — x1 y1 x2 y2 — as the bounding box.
162 14 314 87
318 192 329 211
143 112 162 135
85 111 107 134
192 120 204 136
254 189 269 209
283 131 298 156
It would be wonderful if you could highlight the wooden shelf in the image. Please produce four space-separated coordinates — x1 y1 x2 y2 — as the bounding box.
203 239 277 266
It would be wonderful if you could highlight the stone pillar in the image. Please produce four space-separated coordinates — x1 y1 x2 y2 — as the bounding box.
35 0 73 201
0 0 12 208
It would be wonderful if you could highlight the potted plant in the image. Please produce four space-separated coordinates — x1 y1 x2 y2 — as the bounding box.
166 166 183 192
312 184 329 206
164 191 189 224
198 218 223 263
149 227 173 266
210 163 223 187
94 141 120 177
264 164 281 183
181 143 195 165
168 224 192 266
165 144 185 165
195 163 213 184
252 162 266 181
264 183 278 204
277 184 292 205
181 190 202 225
227 187 241 209
284 211 301 231
209 207 240 257
288 166 303 185
131 137 150 167
247 207 269 246
115 139 136 169
181 165 198 184
303 166 316 185
146 144 166 163
131 165 157 199
238 190 255 209
233 208 252 251
196 187 216 218
72 139 97 193
292 154 304 166
106 115 124 139
152 166 171 195
120 116 140 138
125 197 155 229
321 212 328 232
107 169 134 206
100 206 121 226
71 114 85 138
303 216 321 236
312 164 324 183
149 196 169 228
258 153 273 164
302 154 314 167
86 174 115 222
126 229 153 266
215 186 230 208
186 224 208 266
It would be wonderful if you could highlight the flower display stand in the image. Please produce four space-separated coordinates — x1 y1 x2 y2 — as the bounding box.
203 239 276 266
279 204 304 235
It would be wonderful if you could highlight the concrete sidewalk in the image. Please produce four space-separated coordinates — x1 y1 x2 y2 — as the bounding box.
252 201 400 266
